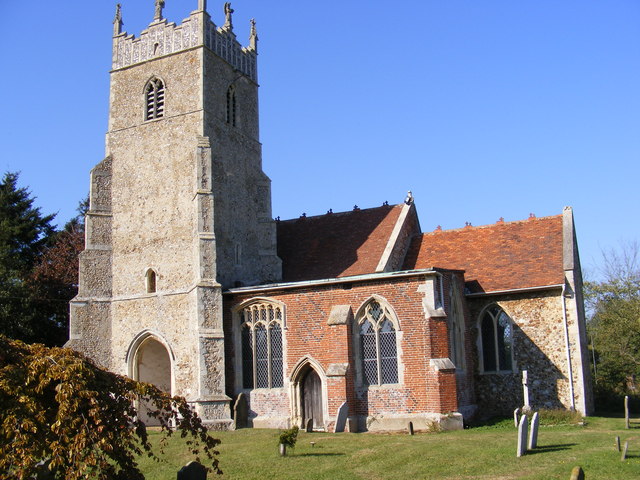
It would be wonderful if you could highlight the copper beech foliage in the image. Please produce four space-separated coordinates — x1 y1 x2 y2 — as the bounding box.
0 336 221 479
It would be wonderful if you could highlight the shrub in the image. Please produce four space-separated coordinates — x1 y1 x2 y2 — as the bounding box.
0 335 221 479
279 425 299 448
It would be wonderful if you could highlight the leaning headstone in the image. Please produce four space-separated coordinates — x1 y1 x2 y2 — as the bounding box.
177 461 207 480
306 418 313 433
233 392 248 429
528 412 539 450
615 436 621 452
514 407 521 428
334 401 349 433
621 441 628 461
625 396 630 429
569 466 584 480
517 414 528 457
408 421 414 435
33 459 55 480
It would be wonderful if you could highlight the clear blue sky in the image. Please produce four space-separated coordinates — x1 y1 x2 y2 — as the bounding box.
1 1 638 277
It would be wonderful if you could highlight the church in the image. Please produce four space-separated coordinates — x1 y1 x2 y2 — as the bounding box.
67 1 593 432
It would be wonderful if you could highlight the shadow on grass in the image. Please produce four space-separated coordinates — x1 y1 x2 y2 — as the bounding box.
467 416 512 429
294 453 346 457
526 443 577 455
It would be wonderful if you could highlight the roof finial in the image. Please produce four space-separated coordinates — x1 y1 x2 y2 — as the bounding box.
113 3 123 36
404 190 414 205
223 2 234 30
249 18 258 52
198 0 207 12
154 0 165 22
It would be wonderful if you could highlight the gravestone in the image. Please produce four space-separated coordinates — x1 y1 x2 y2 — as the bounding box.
306 418 313 433
615 436 621 452
33 459 55 480
528 412 539 450
621 441 628 461
514 407 521 428
233 393 248 429
569 466 585 480
625 395 630 429
177 461 207 480
334 401 348 433
517 414 528 457
522 370 530 411
408 421 414 435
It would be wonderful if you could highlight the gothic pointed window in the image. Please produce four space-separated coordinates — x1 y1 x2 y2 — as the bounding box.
357 299 399 385
240 301 284 389
479 305 514 373
145 77 165 121
145 269 157 293
226 85 236 126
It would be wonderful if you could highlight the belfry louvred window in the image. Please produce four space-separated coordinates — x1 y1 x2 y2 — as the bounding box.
226 85 236 126
358 300 399 385
240 302 284 389
145 78 165 120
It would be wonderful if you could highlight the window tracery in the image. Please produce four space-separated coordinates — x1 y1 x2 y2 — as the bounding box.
145 77 165 120
479 305 513 373
357 299 399 385
240 301 284 389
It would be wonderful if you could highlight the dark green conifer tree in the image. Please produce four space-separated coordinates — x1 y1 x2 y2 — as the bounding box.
0 172 57 343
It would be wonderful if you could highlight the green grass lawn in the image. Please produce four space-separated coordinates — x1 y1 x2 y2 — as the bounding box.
137 416 639 479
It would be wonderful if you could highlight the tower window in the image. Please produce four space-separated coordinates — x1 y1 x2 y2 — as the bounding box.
145 78 165 121
226 86 236 126
145 269 157 293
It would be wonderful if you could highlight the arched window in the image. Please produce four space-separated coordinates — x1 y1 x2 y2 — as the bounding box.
226 85 236 126
240 301 284 389
145 269 157 293
145 77 165 120
357 299 399 385
448 281 465 370
479 305 513 373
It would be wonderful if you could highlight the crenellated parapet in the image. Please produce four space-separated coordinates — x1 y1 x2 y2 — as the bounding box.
112 4 257 82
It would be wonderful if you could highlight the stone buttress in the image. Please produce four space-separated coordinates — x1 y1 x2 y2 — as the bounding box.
68 1 281 428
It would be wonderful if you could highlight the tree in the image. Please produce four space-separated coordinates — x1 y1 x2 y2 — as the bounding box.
0 335 221 479
28 197 88 346
586 241 640 402
0 172 56 344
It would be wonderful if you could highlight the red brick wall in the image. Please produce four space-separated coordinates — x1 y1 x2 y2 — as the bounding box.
223 273 462 424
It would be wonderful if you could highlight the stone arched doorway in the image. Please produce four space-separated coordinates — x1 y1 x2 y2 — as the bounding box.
290 358 327 431
131 336 172 426
302 368 324 430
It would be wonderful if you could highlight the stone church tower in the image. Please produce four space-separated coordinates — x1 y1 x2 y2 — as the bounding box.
67 0 280 427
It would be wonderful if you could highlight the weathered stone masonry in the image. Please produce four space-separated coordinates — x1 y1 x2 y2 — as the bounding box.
68 1 592 431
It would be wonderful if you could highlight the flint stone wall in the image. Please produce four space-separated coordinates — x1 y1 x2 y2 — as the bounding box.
469 289 581 416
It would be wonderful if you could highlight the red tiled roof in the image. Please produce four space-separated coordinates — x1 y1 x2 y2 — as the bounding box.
277 204 403 282
403 215 564 293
